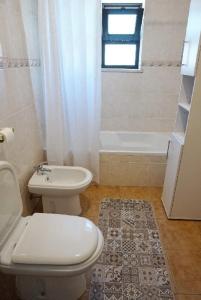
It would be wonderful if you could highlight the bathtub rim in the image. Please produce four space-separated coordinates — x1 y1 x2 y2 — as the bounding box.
99 130 170 156
99 150 167 155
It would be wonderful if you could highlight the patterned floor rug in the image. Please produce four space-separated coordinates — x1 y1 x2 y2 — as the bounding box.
89 199 174 300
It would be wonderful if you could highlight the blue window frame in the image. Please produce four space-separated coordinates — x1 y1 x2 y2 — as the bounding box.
102 3 144 69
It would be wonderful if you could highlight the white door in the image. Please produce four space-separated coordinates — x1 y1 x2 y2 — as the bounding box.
161 134 183 217
181 0 201 76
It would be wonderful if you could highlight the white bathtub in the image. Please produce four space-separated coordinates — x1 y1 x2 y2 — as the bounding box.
99 131 170 187
100 131 170 155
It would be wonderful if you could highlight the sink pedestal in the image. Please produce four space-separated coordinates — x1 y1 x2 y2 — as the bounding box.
42 195 82 215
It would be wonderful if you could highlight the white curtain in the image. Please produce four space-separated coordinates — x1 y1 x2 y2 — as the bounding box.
38 0 101 182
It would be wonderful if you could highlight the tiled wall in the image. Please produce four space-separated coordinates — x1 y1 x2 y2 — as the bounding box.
101 0 190 132
0 0 44 215
100 153 166 186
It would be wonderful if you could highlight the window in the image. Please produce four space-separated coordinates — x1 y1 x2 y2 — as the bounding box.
102 4 144 69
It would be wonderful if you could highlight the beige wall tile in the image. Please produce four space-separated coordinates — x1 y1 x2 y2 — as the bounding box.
101 1 190 132
142 24 186 62
100 154 167 187
144 0 190 24
148 163 166 186
0 103 44 215
0 0 43 215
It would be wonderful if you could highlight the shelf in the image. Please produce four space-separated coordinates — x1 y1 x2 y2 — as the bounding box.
175 106 189 134
179 75 195 106
172 132 185 144
178 102 191 112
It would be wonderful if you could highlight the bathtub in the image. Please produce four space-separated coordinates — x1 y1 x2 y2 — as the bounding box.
100 131 170 154
99 131 170 187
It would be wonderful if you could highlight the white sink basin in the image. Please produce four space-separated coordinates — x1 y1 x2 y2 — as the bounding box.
28 165 93 215
28 166 92 196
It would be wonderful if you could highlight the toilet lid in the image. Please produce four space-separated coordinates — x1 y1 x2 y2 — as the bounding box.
11 213 98 265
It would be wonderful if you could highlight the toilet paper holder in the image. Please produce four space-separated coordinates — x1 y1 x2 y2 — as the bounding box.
0 128 14 143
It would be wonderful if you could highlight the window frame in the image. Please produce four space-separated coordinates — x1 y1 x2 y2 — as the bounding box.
102 3 144 69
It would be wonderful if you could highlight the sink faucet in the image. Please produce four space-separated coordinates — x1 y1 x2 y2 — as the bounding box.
34 163 51 175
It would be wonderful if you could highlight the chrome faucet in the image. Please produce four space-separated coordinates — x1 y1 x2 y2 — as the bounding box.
34 163 51 175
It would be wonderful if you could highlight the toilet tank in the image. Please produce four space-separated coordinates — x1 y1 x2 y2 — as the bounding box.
0 161 23 250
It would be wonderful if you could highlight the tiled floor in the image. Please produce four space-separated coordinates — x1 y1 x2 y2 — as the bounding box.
80 185 201 300
1 185 201 299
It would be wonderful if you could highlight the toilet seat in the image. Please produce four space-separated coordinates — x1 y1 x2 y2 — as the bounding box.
1 222 103 278
0 215 103 277
12 213 98 265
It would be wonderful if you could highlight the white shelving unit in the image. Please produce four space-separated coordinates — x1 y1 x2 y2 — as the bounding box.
175 75 195 140
178 102 190 112
172 132 185 145
162 0 201 220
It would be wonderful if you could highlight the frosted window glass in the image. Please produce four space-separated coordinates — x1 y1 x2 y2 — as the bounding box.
108 14 137 34
105 44 136 66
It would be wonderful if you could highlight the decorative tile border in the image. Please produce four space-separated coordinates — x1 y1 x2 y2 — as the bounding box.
0 57 40 69
142 60 181 67
0 57 180 69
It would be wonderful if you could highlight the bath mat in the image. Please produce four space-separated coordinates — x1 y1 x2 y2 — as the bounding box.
89 199 174 300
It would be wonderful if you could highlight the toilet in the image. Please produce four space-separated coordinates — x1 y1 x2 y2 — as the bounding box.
28 165 93 215
0 161 104 300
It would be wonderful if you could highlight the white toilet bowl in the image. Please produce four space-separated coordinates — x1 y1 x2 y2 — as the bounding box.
0 161 104 300
28 165 93 215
